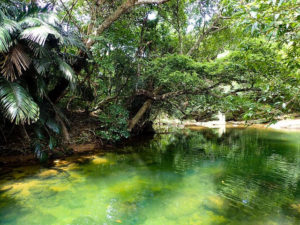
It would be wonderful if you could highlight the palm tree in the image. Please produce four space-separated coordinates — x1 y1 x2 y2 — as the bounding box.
0 1 84 157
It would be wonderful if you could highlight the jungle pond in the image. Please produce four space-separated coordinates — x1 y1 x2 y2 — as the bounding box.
0 128 300 225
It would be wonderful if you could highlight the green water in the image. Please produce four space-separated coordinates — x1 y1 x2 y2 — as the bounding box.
0 128 300 225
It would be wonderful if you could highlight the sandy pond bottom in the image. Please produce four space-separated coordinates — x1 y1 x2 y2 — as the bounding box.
0 128 300 225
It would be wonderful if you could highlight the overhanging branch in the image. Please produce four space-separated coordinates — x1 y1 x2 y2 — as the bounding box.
85 0 170 48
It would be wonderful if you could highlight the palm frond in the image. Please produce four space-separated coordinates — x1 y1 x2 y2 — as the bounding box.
57 58 76 86
36 77 47 98
33 58 52 76
62 33 86 51
20 24 63 46
16 2 46 21
1 44 31 81
27 40 50 57
19 13 59 28
0 78 39 124
0 3 16 19
18 17 42 27
0 18 20 52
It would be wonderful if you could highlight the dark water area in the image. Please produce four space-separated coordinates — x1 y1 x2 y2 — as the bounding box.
0 128 300 224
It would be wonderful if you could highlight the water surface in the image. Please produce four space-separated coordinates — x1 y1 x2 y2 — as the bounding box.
0 128 300 225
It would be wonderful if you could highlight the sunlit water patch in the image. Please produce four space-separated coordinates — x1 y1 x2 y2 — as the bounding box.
0 128 300 225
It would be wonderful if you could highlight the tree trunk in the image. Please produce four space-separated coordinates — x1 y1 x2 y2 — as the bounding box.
178 31 183 54
128 87 161 132
86 0 138 48
128 99 153 132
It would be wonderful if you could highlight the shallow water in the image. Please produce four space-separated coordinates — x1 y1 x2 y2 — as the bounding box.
0 128 300 225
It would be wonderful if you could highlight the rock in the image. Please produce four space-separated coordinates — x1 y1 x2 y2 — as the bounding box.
92 157 108 165
39 169 58 178
270 119 300 130
64 163 80 171
53 159 70 167
1 180 41 197
50 184 71 192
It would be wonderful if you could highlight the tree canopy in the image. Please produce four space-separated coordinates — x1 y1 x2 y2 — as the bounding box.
0 0 299 156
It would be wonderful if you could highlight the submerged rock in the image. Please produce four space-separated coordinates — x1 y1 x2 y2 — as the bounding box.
92 157 108 165
1 180 41 197
39 169 59 178
64 163 80 171
53 159 70 167
50 183 71 192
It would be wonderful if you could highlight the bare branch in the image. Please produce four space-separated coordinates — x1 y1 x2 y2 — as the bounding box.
59 0 82 32
60 0 79 23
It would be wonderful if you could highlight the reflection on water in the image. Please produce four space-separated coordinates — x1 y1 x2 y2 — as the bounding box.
0 128 300 225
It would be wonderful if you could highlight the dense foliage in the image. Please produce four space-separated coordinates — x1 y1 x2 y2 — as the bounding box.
0 0 299 156
0 1 82 158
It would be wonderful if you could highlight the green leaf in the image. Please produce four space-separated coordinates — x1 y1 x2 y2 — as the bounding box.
37 77 47 98
0 19 20 52
34 126 45 139
46 118 60 134
33 58 52 75
251 22 258 34
57 58 76 87
0 78 39 124
18 17 42 27
33 141 48 162
278 0 284 7
49 136 56 149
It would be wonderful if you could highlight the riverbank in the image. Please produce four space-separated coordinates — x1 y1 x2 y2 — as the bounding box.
154 116 300 132
1 116 300 167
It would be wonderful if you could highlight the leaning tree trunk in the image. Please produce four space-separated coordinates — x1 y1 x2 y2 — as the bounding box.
128 87 161 135
128 98 153 132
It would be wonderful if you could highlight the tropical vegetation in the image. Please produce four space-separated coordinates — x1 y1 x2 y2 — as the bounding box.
0 0 299 158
